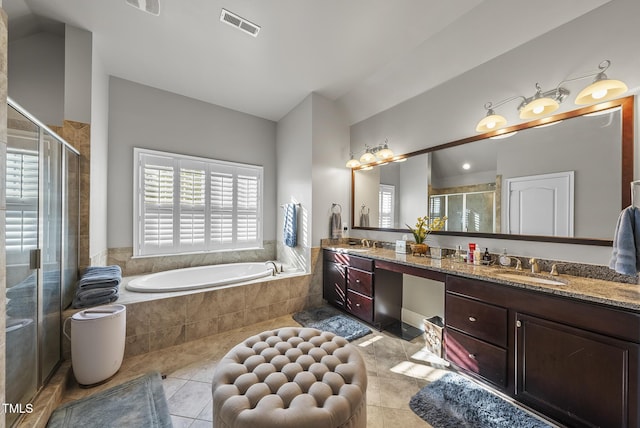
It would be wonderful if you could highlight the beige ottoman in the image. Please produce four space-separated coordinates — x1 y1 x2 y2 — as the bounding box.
212 327 367 428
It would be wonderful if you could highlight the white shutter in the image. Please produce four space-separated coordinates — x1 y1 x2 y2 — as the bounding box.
6 149 39 253
140 154 174 254
134 148 263 256
210 169 234 245
179 161 206 250
379 184 395 228
237 168 260 243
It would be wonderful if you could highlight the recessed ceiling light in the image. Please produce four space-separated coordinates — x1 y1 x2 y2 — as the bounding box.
220 9 261 37
462 163 471 170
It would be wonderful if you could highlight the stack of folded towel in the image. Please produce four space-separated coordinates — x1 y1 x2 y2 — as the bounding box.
72 265 122 309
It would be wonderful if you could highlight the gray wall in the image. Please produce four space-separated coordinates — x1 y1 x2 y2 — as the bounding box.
311 94 350 245
107 77 277 248
276 94 312 270
8 31 64 126
90 42 109 260
350 0 640 264
64 25 92 124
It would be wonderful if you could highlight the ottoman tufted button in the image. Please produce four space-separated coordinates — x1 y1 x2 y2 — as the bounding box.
243 355 266 372
212 327 367 428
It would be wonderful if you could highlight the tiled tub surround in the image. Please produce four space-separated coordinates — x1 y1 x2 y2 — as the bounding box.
62 264 323 360
107 240 277 276
322 242 640 311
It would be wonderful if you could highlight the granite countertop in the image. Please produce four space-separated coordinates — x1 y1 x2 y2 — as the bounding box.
323 245 640 312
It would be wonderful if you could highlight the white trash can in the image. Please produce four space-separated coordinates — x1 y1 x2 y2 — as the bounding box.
63 304 126 386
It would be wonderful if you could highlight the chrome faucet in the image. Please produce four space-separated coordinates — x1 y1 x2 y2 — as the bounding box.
361 239 370 248
550 263 560 276
372 241 380 249
529 258 540 274
265 261 279 276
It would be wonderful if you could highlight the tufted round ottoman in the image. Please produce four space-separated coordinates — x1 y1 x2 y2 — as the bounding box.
211 327 367 428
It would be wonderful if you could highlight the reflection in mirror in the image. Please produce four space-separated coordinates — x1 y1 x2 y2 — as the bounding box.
351 97 632 244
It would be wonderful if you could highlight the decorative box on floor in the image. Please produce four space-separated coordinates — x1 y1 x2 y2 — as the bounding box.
63 304 126 386
212 327 367 428
423 316 444 357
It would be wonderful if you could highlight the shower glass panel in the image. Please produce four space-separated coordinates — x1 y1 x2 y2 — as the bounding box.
5 106 39 428
40 131 62 383
5 100 79 427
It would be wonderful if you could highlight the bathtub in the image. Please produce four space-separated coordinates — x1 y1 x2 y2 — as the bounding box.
125 262 275 292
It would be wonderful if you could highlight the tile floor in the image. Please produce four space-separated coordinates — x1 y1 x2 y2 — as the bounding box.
61 313 450 427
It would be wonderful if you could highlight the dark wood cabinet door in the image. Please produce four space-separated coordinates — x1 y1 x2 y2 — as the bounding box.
323 260 346 308
516 313 639 428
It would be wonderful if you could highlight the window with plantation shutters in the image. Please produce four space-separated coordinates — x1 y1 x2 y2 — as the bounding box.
134 148 263 256
378 184 395 228
6 147 39 254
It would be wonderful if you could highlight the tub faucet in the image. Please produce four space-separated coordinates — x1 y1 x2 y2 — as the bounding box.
514 258 523 271
529 258 540 274
265 261 279 276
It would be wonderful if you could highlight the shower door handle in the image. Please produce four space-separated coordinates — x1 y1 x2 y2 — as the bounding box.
30 249 42 270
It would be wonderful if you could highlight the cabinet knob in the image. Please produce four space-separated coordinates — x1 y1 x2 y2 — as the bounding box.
468 316 477 322
468 353 477 360
516 320 522 328
355 303 361 308
356 279 360 283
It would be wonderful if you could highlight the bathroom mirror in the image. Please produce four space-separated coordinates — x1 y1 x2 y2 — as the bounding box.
351 96 634 245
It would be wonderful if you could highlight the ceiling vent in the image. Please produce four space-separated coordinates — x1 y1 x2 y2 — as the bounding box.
220 9 261 37
126 0 160 16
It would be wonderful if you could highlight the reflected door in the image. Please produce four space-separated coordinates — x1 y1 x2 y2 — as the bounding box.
505 172 574 236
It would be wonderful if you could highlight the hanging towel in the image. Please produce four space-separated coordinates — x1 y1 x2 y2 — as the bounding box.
360 212 370 227
331 212 342 239
609 206 640 276
283 203 298 248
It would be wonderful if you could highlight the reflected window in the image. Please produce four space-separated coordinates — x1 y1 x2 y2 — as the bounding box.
430 191 495 233
379 184 395 228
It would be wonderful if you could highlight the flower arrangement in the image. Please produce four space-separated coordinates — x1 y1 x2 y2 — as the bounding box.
406 216 447 244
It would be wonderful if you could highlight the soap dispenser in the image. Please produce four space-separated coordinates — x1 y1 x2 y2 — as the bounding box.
499 248 511 267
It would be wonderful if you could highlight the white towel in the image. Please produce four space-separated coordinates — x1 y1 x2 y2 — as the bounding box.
331 213 342 239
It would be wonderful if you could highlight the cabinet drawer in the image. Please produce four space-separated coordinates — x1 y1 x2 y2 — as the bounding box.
348 255 374 272
445 329 507 388
445 293 507 348
346 290 373 324
348 268 373 297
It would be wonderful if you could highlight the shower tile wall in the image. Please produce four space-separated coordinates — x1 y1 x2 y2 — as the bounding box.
60 120 90 271
0 7 8 425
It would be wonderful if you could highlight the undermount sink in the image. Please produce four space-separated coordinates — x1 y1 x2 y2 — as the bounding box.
496 272 566 286
340 248 371 253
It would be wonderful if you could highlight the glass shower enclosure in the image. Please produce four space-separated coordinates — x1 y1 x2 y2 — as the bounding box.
5 99 80 427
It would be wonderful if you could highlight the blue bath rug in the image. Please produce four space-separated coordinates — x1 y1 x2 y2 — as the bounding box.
409 372 553 428
47 372 171 428
293 306 372 341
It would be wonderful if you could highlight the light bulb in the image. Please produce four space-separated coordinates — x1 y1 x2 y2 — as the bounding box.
533 105 544 115
462 163 471 170
592 89 608 100
486 121 495 129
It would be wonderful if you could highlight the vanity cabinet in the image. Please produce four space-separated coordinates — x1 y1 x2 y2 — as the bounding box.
322 250 401 329
445 275 640 428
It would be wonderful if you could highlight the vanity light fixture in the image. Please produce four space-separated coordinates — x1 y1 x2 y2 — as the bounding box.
489 131 518 140
574 60 628 105
475 59 627 133
346 139 396 168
